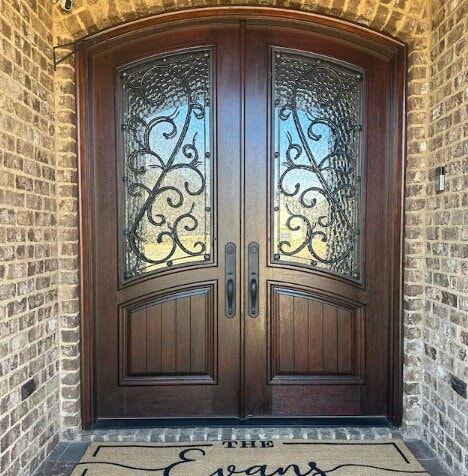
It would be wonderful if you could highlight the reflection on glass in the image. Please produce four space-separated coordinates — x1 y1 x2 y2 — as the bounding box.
120 49 213 280
272 48 363 280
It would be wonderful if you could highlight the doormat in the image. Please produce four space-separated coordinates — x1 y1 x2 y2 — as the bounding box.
73 439 428 475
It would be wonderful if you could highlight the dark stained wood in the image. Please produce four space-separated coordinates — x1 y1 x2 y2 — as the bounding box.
129 309 147 374
308 300 324 372
120 286 217 386
273 385 361 416
293 297 309 372
243 20 403 418
141 293 207 375
74 7 405 60
271 287 364 385
176 297 191 373
161 300 176 373
127 295 201 375
337 308 353 373
78 9 406 427
86 23 241 418
242 19 272 418
190 293 207 373
146 304 162 373
278 294 294 372
322 303 338 373
119 286 217 386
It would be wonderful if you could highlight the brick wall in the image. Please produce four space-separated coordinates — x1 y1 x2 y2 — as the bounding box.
0 1 60 475
421 0 468 474
54 46 81 440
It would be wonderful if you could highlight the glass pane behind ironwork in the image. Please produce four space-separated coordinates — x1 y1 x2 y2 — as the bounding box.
119 49 213 281
272 49 363 281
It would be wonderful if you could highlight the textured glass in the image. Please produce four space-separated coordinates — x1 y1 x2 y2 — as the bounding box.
271 48 363 280
120 49 213 280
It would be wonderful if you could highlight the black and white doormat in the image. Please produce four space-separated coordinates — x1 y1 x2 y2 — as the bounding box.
73 439 428 475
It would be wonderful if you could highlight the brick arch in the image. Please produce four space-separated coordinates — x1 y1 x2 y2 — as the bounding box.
54 0 427 43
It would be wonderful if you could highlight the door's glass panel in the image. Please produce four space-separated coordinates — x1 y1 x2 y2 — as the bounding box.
119 48 213 281
271 48 364 281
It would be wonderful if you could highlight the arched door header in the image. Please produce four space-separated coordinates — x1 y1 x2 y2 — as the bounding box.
54 7 405 69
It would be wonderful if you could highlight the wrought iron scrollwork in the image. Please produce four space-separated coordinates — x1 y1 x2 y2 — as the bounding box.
272 49 363 280
120 49 213 280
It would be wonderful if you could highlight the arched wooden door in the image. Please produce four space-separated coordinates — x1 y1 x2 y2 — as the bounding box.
80 12 405 426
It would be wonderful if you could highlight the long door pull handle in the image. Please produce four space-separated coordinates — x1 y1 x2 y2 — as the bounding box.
225 243 236 318
249 278 258 316
226 277 234 316
248 242 259 317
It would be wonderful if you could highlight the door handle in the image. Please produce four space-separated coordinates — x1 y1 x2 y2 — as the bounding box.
248 242 259 317
226 277 234 315
225 242 236 318
249 277 257 315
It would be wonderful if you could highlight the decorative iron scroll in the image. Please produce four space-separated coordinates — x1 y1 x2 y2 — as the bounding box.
271 49 364 281
119 49 213 281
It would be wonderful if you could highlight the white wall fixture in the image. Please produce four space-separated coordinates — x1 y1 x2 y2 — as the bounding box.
435 166 446 193
54 0 74 12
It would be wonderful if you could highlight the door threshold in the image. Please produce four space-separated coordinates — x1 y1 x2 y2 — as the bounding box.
93 416 392 430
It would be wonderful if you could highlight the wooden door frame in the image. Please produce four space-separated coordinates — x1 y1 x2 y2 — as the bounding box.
76 6 406 429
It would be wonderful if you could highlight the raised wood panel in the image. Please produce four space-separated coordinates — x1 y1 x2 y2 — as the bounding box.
270 285 365 384
120 284 216 385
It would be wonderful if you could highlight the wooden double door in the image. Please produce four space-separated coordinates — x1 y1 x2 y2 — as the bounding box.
85 17 404 424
